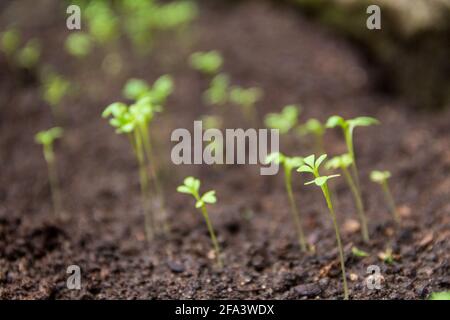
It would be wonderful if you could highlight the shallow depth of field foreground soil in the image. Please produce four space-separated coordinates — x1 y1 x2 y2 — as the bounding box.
0 1 449 299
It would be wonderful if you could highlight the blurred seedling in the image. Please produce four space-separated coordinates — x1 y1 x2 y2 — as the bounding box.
378 247 395 264
265 152 308 252
189 50 223 75
65 32 93 58
326 154 369 242
326 116 379 189
35 127 64 219
177 177 222 267
203 73 230 106
102 97 163 240
351 246 369 258
264 105 300 135
85 1 119 46
16 39 41 70
229 86 263 127
0 28 21 59
370 170 400 224
297 154 348 299
428 291 450 300
42 72 71 121
297 118 325 154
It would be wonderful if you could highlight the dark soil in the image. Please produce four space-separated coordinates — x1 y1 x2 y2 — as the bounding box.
0 0 449 299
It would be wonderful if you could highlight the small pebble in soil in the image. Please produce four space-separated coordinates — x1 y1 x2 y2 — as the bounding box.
167 261 185 273
294 283 322 297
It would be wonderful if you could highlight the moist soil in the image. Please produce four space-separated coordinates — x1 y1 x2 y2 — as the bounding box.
0 1 449 299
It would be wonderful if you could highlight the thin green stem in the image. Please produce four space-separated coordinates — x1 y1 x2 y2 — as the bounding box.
44 146 62 219
342 166 369 242
200 204 223 268
284 168 307 252
134 130 154 241
321 183 349 300
381 180 400 224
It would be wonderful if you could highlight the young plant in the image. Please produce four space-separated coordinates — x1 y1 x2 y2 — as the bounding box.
229 86 263 126
297 118 325 154
264 105 300 135
265 152 307 251
326 154 369 242
326 116 379 189
203 73 230 106
42 72 71 121
122 76 173 210
16 39 41 70
370 170 400 224
0 28 21 58
177 177 222 267
65 32 93 58
35 127 64 218
297 154 349 299
102 97 162 240
189 50 223 75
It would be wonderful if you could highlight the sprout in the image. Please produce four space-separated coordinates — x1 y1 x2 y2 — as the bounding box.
65 32 92 58
265 152 308 251
102 97 162 240
0 28 21 57
16 39 41 69
203 73 230 106
428 291 450 300
35 127 64 218
351 246 369 258
177 177 222 267
297 118 325 154
123 75 174 104
326 115 379 189
85 1 119 45
229 86 263 126
297 154 348 300
370 170 400 224
189 50 223 75
264 105 301 135
378 247 394 264
42 72 71 120
326 154 369 242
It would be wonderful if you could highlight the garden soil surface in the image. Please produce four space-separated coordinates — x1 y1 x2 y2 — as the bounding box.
0 0 449 299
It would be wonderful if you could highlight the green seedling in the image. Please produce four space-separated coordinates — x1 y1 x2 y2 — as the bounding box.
122 76 173 202
203 73 230 106
229 86 263 126
123 75 174 104
297 154 348 299
102 97 163 240
16 39 41 69
42 72 71 120
265 152 307 251
65 32 92 58
351 246 369 258
35 127 64 218
297 118 325 154
177 177 222 267
85 1 119 45
326 116 379 189
428 291 450 300
264 105 301 135
0 28 21 58
378 247 394 264
326 154 369 242
370 170 400 224
189 51 223 75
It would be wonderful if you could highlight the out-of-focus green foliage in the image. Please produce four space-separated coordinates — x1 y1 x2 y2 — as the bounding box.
264 105 300 134
0 28 21 57
189 51 223 75
203 73 230 106
16 39 41 69
42 73 71 107
65 32 92 57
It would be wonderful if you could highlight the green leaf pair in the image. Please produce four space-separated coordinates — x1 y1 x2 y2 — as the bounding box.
325 153 353 170
189 50 223 75
177 176 217 208
123 75 174 104
370 170 391 183
35 127 63 146
264 105 301 134
297 154 340 186
265 152 303 171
